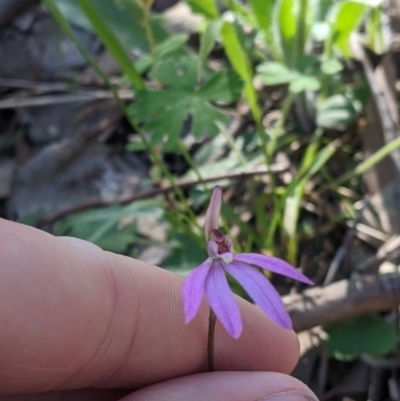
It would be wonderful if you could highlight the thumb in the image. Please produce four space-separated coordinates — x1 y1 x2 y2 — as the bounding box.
124 372 317 401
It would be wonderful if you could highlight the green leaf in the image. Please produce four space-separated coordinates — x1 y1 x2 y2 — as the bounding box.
55 199 163 253
250 0 274 33
126 139 147 152
220 21 262 123
321 59 343 75
186 0 219 18
289 75 321 93
162 232 207 272
150 55 198 90
190 99 229 137
249 0 279 58
277 0 297 65
366 6 386 55
156 34 189 57
256 62 295 85
145 100 189 147
198 20 223 75
306 139 339 177
197 70 243 102
77 0 145 90
257 61 321 93
294 54 318 73
323 315 399 360
55 0 168 54
131 90 183 121
331 1 368 57
316 94 358 128
129 55 242 150
136 34 189 73
54 0 93 30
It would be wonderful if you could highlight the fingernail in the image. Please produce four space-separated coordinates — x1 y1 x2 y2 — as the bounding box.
258 391 317 401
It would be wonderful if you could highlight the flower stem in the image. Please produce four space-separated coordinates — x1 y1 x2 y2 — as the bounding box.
207 309 217 372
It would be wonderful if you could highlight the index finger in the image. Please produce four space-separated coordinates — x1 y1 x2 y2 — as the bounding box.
0 219 299 394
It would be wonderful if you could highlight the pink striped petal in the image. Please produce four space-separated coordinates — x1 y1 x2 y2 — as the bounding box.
234 253 313 285
225 261 292 330
204 187 222 241
204 261 242 338
182 259 212 323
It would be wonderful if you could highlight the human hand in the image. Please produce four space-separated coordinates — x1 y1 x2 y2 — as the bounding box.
0 219 317 401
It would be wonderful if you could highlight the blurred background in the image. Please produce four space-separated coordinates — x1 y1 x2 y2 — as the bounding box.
0 0 400 399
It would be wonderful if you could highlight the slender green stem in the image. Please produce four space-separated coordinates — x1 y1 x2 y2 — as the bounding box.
267 92 295 157
208 309 217 372
261 93 295 252
166 211 203 244
218 124 249 169
178 142 207 190
332 135 400 187
142 4 156 60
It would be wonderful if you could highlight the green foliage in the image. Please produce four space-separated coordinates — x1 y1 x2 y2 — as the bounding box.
186 0 219 19
136 34 189 73
256 61 321 93
198 20 223 75
256 62 296 85
162 232 207 272
323 315 399 360
330 0 367 57
277 0 298 65
55 200 164 253
249 0 277 57
77 0 144 90
129 55 243 150
54 0 168 53
316 94 359 128
220 21 262 123
366 5 386 55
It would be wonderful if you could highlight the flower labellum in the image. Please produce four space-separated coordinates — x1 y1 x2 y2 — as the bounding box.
182 186 313 339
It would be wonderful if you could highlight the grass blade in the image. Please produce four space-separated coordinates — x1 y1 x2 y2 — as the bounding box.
77 0 145 90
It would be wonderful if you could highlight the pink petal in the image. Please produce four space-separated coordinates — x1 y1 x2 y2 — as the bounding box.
182 259 212 323
234 253 313 285
204 186 222 241
204 261 242 338
226 261 292 330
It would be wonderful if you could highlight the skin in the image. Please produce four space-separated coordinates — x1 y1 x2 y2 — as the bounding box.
0 218 317 401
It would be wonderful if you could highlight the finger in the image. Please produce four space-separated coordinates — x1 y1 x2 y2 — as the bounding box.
0 389 128 401
124 372 317 401
0 219 299 394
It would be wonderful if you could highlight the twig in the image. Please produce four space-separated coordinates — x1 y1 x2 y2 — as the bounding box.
351 37 400 175
285 271 400 332
36 163 288 230
323 228 356 285
0 77 78 91
0 89 134 109
323 200 367 285
351 36 400 220
358 235 400 272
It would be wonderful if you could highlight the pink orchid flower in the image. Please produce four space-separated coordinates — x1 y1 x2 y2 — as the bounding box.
182 186 313 339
